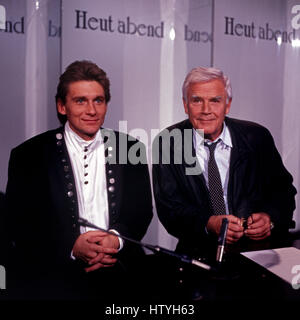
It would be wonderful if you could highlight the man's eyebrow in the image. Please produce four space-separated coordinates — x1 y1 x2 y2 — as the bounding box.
72 95 86 100
210 96 223 100
190 95 223 99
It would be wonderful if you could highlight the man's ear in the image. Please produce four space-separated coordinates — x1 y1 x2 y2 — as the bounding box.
57 99 67 115
225 98 232 115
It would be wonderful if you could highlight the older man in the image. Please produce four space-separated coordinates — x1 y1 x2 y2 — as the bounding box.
153 67 296 257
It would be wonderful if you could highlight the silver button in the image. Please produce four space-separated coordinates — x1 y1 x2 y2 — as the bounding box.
108 153 113 158
108 186 115 192
56 133 63 140
56 141 62 146
67 183 73 190
61 158 66 163
67 191 74 197
108 170 113 175
108 146 113 151
111 202 116 208
109 178 115 184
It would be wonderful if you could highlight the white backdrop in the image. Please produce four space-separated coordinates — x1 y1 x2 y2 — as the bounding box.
0 0 299 254
0 0 61 191
214 0 300 231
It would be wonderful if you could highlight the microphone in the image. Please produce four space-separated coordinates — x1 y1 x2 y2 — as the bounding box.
216 218 229 263
78 217 213 271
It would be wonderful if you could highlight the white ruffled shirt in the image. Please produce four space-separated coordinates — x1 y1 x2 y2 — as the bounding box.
64 121 122 250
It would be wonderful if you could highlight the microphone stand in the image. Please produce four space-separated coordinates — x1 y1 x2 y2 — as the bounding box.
78 217 213 272
216 218 229 263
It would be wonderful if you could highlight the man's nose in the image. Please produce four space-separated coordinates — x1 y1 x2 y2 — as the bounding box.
201 100 211 113
86 101 96 114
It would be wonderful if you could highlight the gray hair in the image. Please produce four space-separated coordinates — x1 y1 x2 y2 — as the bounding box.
182 67 232 102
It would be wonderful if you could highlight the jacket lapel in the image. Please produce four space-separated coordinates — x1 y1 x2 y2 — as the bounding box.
45 127 81 237
102 128 121 227
181 120 211 206
226 118 252 214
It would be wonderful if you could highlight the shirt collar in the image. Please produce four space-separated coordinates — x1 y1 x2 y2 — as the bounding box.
64 121 103 153
218 122 233 148
193 122 232 149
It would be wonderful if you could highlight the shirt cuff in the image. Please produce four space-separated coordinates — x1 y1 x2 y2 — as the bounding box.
70 251 76 260
109 229 124 251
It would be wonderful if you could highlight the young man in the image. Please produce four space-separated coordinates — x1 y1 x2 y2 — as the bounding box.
5 60 153 299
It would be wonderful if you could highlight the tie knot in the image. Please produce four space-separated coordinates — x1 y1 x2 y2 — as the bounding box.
205 139 220 155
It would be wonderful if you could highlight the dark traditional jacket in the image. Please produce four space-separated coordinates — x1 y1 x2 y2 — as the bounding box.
4 127 153 296
152 117 296 256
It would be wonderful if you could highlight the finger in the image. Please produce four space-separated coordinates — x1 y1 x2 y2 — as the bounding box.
228 221 244 232
85 262 115 272
245 223 268 235
87 242 117 254
227 215 242 225
88 253 116 265
83 250 98 260
226 230 243 242
85 263 106 273
87 236 106 244
85 230 108 239
245 225 270 238
250 213 265 222
247 215 253 225
246 229 271 240
88 253 105 264
80 243 104 259
247 219 265 230
95 246 118 254
100 256 117 265
88 243 103 252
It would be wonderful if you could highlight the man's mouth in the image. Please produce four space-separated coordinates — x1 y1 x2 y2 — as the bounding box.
82 119 99 123
197 118 215 121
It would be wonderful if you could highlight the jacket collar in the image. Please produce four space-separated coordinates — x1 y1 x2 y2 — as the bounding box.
224 117 252 169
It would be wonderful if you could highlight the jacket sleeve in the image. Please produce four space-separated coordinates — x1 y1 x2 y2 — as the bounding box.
258 128 296 232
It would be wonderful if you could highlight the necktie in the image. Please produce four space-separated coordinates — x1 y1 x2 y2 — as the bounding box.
205 140 226 215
